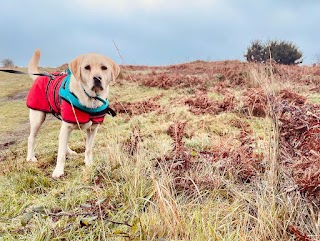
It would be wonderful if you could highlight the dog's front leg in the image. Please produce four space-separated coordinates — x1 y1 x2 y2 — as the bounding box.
52 122 73 178
84 124 99 166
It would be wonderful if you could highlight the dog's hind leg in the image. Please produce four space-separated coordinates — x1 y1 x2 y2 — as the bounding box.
27 109 46 162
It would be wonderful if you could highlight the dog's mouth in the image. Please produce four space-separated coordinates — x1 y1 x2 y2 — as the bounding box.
91 86 104 94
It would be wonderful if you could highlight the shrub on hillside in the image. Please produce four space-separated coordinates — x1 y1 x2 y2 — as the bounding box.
244 40 265 63
245 40 303 65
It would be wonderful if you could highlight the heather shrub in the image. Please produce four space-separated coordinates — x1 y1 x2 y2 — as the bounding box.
245 40 302 65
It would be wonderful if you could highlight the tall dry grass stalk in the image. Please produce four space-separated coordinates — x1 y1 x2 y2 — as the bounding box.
246 64 284 239
152 175 184 237
248 64 280 183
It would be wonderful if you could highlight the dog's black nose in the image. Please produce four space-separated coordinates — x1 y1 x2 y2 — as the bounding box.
93 76 102 87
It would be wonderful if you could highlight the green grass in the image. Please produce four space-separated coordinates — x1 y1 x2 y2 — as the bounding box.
0 100 29 133
0 68 319 240
305 92 320 104
0 69 31 99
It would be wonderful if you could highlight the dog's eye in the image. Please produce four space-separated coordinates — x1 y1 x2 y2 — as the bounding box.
101 66 108 70
84 65 91 71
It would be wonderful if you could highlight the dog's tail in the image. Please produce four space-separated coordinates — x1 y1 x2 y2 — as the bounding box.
28 49 41 81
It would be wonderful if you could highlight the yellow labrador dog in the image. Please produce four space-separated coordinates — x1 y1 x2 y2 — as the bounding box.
27 49 120 178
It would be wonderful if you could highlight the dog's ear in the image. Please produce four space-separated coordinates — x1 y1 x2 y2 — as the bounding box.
69 56 83 80
111 62 120 81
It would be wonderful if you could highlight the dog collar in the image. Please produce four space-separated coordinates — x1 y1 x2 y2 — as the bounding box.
59 69 109 113
81 85 107 105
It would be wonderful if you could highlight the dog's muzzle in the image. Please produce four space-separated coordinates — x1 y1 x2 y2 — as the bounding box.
92 76 103 91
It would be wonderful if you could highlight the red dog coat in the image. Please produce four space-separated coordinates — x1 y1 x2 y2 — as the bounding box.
26 72 111 124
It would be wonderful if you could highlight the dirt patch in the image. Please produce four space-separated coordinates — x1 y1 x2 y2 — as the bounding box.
0 140 17 150
6 90 28 101
0 122 30 164
0 90 28 107
0 122 29 151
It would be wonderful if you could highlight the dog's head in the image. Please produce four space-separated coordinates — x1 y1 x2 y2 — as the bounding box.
69 53 120 97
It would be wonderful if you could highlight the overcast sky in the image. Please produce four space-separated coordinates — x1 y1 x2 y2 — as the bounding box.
0 0 319 67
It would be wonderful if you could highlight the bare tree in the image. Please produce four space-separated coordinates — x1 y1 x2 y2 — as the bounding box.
1 58 14 67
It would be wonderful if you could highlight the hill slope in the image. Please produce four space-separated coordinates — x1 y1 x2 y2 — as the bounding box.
1 61 320 240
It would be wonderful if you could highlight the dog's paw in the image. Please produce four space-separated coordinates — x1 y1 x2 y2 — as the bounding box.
52 168 64 178
84 158 93 166
67 147 77 156
67 150 77 156
27 156 38 162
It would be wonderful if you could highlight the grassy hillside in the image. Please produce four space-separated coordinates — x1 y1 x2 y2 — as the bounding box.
1 61 320 240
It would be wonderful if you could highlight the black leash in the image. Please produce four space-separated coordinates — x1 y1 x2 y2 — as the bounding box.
106 107 117 117
0 69 57 79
